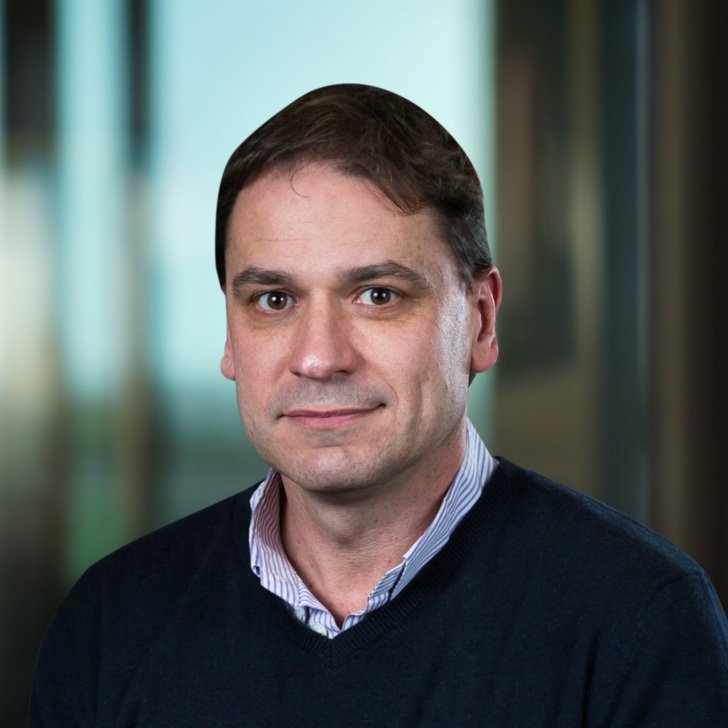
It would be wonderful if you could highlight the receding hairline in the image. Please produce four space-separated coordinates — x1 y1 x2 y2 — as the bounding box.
222 161 478 290
226 151 429 216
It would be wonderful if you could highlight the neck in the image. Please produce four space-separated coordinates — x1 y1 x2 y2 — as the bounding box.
279 432 466 625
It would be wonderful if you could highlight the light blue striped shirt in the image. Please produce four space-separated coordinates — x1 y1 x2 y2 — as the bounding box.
249 419 496 638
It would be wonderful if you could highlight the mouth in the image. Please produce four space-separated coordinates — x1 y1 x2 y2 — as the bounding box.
281 406 381 430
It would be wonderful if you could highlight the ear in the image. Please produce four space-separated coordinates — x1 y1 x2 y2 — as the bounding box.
221 325 236 381
469 267 502 375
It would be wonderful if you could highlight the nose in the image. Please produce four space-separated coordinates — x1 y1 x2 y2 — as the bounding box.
287 296 358 379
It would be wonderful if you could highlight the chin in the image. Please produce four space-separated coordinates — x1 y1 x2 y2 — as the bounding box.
278 449 390 496
283 465 366 494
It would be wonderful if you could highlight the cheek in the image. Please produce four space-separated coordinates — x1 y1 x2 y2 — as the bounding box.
423 302 474 405
231 324 288 379
230 338 283 416
361 312 468 396
441 294 474 358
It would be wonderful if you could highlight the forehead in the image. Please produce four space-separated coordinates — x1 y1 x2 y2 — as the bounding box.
225 165 458 279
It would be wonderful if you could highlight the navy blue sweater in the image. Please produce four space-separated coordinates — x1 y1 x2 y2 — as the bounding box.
29 460 728 726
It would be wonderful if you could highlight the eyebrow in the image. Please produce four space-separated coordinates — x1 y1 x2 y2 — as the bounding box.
342 262 431 289
231 266 293 297
230 260 431 298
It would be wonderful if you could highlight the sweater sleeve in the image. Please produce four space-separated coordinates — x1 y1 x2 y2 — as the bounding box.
27 568 102 727
598 573 728 727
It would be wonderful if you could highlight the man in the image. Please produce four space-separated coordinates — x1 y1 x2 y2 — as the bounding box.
30 84 728 726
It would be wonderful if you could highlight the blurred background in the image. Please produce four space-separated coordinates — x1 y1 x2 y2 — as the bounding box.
1 0 725 722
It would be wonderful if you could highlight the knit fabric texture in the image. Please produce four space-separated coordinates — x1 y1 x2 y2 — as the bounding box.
29 459 728 726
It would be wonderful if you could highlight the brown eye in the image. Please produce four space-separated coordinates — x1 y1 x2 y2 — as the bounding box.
258 291 291 311
360 287 398 306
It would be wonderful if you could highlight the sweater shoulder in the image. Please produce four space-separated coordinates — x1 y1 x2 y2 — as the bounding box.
67 484 257 608
30 485 260 725
492 459 703 583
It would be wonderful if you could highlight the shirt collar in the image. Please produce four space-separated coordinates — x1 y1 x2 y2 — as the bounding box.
249 419 496 619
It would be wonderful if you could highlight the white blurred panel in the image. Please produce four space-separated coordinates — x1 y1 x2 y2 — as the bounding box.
57 0 129 398
56 0 130 575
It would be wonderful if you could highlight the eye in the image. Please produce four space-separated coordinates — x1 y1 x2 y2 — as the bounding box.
360 287 398 306
256 291 293 311
358 287 399 306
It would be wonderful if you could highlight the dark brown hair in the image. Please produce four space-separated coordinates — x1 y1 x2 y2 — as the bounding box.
215 83 491 288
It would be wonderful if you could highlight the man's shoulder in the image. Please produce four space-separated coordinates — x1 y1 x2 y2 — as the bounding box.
30 483 264 725
67 483 259 608
490 459 704 585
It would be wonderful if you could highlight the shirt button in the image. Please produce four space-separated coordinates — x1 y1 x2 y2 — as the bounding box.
310 622 328 637
293 607 306 622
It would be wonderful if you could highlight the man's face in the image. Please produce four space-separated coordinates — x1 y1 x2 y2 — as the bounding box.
222 164 500 500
